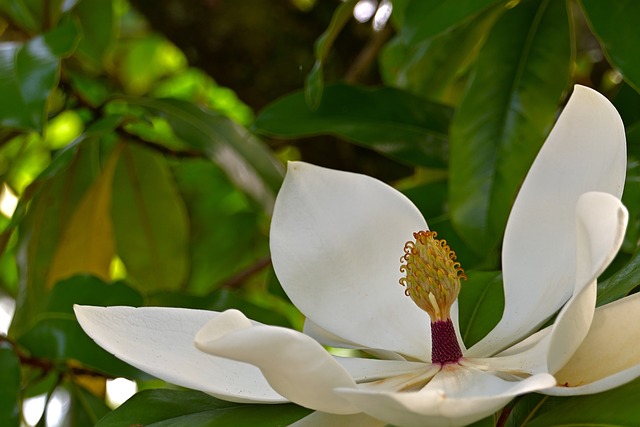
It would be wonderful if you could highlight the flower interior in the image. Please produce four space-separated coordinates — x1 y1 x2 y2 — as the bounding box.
400 230 467 365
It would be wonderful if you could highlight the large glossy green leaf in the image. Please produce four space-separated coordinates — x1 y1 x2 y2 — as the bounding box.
581 0 640 92
457 270 504 348
381 6 500 103
72 0 115 68
597 247 640 306
621 162 640 253
614 84 640 160
401 179 448 220
68 382 111 427
111 144 189 292
402 0 503 43
506 377 640 426
172 159 268 293
0 131 90 259
305 0 357 108
0 342 21 427
254 84 452 168
17 275 146 379
449 0 571 256
46 144 120 288
0 21 80 132
128 97 284 213
0 0 40 32
10 141 97 338
95 389 312 427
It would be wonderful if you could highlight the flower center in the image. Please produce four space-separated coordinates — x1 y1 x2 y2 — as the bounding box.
399 230 466 365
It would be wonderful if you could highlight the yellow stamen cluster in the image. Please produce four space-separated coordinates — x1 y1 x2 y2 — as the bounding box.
399 231 466 321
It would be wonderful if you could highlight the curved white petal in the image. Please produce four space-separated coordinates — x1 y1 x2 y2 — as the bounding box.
545 292 640 395
469 192 628 375
271 161 431 360
469 85 627 357
73 305 284 403
546 192 628 373
335 356 430 383
195 309 359 414
337 367 556 427
289 411 386 427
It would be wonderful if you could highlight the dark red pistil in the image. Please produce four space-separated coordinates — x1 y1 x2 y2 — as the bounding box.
431 319 463 364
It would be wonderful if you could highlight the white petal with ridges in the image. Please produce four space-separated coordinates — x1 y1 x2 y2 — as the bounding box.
337 367 556 427
469 85 627 357
546 192 627 373
469 192 628 375
546 292 640 395
195 309 360 414
335 356 429 383
73 305 284 403
270 161 431 360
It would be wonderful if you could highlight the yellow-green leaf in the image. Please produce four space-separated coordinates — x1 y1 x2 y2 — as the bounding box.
47 145 121 287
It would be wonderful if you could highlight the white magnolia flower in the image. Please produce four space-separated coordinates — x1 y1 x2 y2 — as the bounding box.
75 85 640 427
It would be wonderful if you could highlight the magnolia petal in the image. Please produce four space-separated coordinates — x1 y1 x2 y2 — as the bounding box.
469 283 596 377
270 161 431 360
469 85 627 357
289 411 386 427
545 292 640 395
73 305 284 403
469 192 628 375
546 192 627 373
195 309 360 414
337 367 556 427
335 356 431 383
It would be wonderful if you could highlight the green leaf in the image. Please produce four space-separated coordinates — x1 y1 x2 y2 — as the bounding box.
0 20 80 132
111 144 189 291
46 144 120 288
0 136 90 256
68 382 111 427
581 0 640 92
508 377 640 426
305 0 357 109
71 0 115 69
467 415 496 427
503 393 545 427
95 388 312 427
0 0 40 32
151 68 254 125
66 70 112 107
457 271 504 348
614 84 640 159
129 97 284 213
0 342 21 427
254 84 453 168
10 140 97 338
621 162 640 253
172 159 268 293
597 247 640 306
402 0 503 42
17 275 146 379
381 6 500 103
449 0 571 256
401 179 448 220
